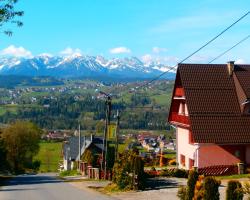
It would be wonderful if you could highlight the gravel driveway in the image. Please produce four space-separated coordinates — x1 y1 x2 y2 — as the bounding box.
72 177 250 200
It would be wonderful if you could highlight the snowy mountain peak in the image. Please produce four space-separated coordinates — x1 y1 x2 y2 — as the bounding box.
0 55 175 79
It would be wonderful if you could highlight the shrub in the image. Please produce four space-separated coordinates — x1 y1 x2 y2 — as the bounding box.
186 169 199 200
226 180 244 200
243 181 250 200
177 186 187 200
151 166 156 171
203 176 221 200
159 168 172 177
112 149 146 190
169 159 176 166
31 160 41 172
193 175 205 200
246 167 250 174
144 171 156 178
173 168 188 178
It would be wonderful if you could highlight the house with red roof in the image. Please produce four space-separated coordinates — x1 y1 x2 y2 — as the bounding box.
168 61 250 172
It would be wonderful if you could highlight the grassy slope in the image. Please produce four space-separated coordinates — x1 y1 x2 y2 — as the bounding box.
0 105 18 116
34 141 62 172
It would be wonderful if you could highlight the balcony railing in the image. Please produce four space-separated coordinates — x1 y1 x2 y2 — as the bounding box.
169 112 190 125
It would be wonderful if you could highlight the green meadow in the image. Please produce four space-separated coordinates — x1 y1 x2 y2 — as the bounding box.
34 141 62 172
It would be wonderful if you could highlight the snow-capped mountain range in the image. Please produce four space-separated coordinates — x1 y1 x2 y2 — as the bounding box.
0 55 175 79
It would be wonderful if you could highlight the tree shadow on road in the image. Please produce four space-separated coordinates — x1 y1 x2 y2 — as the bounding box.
145 177 183 191
3 174 63 186
1 188 38 192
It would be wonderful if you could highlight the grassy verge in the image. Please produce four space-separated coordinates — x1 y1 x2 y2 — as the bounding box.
218 174 250 180
101 183 131 194
34 141 62 172
59 170 81 177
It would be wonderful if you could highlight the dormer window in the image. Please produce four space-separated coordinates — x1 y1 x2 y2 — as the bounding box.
242 99 250 115
178 102 189 116
178 102 185 115
185 103 189 116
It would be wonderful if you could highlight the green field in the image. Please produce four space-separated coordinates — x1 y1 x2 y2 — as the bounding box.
151 93 172 106
0 105 18 116
34 141 62 172
0 104 44 116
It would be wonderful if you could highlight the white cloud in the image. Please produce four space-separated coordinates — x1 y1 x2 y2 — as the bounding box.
235 58 246 64
152 47 167 54
38 53 53 57
60 47 82 57
110 47 131 54
159 56 179 64
141 54 179 65
0 45 33 58
188 55 211 63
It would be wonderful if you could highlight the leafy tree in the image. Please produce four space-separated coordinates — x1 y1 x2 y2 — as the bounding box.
226 180 244 200
186 169 199 200
2 121 42 173
0 128 8 171
95 120 105 134
243 181 250 200
203 177 221 200
113 149 145 190
82 149 95 166
0 0 24 36
177 186 187 200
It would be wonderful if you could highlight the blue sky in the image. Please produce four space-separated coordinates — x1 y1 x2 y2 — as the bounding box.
0 0 249 65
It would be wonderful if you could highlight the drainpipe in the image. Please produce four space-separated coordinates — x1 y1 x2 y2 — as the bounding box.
194 144 200 170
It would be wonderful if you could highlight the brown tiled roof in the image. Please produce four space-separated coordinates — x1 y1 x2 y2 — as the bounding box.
234 65 250 98
178 63 250 144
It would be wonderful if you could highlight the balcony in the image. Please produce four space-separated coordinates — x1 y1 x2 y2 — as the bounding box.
169 112 190 125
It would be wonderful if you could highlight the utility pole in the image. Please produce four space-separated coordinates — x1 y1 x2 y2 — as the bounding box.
78 124 81 171
100 91 112 179
115 110 120 160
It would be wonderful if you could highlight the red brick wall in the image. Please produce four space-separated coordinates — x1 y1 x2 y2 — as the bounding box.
198 145 245 168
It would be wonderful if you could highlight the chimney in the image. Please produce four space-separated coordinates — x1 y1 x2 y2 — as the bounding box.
227 61 235 76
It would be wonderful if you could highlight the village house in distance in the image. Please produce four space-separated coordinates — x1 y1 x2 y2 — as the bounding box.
168 61 250 172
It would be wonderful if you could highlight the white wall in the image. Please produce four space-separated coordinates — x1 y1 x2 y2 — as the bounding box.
63 159 70 171
177 127 197 170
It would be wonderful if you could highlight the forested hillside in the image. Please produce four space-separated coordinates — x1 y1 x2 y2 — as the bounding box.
0 79 173 130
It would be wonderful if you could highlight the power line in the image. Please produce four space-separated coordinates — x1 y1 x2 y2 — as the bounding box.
136 11 250 90
208 34 250 64
100 11 250 114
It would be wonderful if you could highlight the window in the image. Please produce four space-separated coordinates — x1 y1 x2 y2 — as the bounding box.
185 103 189 116
189 159 194 169
243 103 250 115
235 150 240 158
178 102 185 115
180 154 185 166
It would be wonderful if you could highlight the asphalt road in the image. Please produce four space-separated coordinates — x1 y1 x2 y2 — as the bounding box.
0 173 115 200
